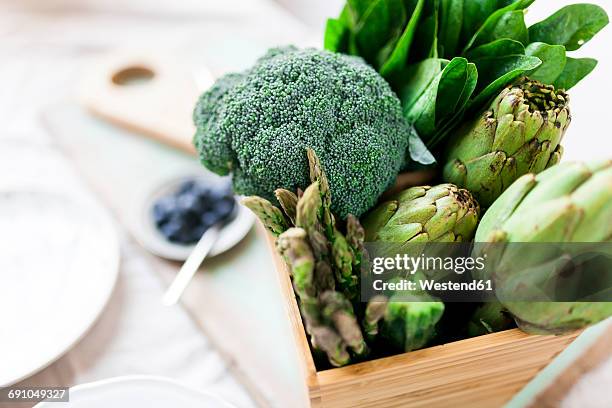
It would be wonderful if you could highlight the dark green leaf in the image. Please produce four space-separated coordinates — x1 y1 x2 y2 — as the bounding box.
399 58 444 112
405 58 472 140
467 38 534 91
469 54 541 111
347 0 374 22
528 4 609 51
324 18 349 52
380 0 426 77
466 38 524 60
426 62 477 148
463 0 534 52
469 9 528 48
460 0 500 47
459 0 519 47
553 57 598 90
388 0 409 33
355 0 393 62
436 58 474 123
438 0 463 57
525 42 567 84
455 62 479 112
409 0 440 61
339 4 356 27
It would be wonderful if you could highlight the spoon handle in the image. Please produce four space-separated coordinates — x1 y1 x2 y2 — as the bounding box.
162 225 221 306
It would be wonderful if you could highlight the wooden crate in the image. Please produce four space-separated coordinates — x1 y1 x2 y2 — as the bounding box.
266 234 579 408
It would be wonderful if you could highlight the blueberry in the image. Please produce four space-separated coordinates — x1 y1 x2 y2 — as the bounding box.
177 193 199 212
191 183 211 199
177 229 199 245
213 197 235 219
152 196 176 226
201 211 221 228
188 212 205 229
187 225 208 242
154 178 236 245
159 219 183 242
177 180 196 195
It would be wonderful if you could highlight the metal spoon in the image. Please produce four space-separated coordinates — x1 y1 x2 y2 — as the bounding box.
162 223 221 306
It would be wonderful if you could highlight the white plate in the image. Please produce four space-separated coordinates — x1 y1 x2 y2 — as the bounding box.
0 191 119 386
35 375 235 408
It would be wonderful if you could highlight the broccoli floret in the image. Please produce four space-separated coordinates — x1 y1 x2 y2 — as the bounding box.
193 46 411 218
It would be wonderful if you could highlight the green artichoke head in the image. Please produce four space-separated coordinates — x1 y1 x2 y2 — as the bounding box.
444 78 571 208
475 160 612 334
476 160 612 243
362 183 480 243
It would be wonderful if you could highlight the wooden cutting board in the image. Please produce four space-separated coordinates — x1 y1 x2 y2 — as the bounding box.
79 52 208 155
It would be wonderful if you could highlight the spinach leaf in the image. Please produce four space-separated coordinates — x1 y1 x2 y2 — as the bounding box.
469 53 541 111
528 4 609 51
438 0 463 57
399 58 444 111
324 19 349 53
408 127 437 164
463 0 534 52
455 62 479 113
409 0 440 61
355 0 395 62
460 0 502 47
347 0 374 22
356 0 410 66
465 38 537 94
426 61 478 148
380 0 425 77
525 42 567 84
436 59 475 123
553 57 598 90
466 38 524 60
404 58 473 141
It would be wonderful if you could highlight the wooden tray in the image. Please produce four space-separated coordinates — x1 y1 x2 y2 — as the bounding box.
265 233 579 408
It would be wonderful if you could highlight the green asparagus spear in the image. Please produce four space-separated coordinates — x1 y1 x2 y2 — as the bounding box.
242 196 289 236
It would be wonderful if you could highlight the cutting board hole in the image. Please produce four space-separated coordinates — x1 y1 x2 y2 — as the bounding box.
112 66 155 86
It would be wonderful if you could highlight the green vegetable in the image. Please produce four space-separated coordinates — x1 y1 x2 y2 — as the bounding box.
194 46 431 219
360 183 478 351
474 161 612 334
363 295 388 339
247 150 368 366
382 291 445 352
302 289 368 367
467 301 514 337
274 189 298 226
241 196 289 236
362 183 480 243
276 228 316 298
443 79 570 208
528 4 609 52
324 1 608 149
277 228 366 366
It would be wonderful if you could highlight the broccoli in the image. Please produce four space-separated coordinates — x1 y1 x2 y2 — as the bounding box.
193 46 411 218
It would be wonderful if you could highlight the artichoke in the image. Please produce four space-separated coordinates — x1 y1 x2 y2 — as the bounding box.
361 184 478 351
443 79 571 208
362 184 480 243
467 302 514 337
474 160 612 334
